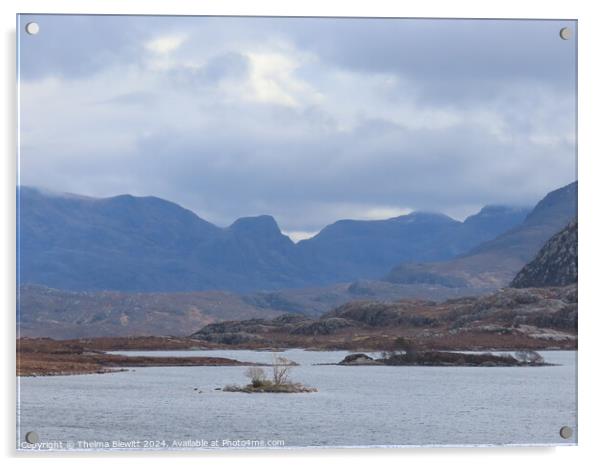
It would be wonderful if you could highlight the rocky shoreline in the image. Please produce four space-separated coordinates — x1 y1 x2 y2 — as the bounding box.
17 338 256 377
223 382 317 393
336 350 550 367
17 329 567 377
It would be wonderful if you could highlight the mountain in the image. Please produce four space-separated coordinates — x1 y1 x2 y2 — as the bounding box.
511 220 577 288
18 187 305 292
18 186 530 292
386 182 577 289
463 205 533 237
296 206 530 283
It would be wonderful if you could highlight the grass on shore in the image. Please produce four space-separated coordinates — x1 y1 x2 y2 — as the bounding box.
223 380 317 393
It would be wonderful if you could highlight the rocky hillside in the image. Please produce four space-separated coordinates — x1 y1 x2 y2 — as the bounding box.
190 285 577 350
386 182 577 289
18 280 489 338
511 220 577 288
18 285 284 339
18 186 529 292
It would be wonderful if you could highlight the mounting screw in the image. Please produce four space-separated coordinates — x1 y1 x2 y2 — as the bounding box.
25 22 40 35
559 426 573 439
559 27 572 40
25 431 39 444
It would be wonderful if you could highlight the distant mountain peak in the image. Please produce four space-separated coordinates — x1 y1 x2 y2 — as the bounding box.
462 204 532 231
228 215 290 242
469 205 531 217
523 181 577 227
403 211 456 223
18 185 95 201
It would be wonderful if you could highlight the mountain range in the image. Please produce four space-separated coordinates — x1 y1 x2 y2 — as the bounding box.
18 186 532 292
386 182 577 289
17 182 577 338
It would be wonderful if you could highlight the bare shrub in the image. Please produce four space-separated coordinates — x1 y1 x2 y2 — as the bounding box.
272 354 294 385
244 367 267 387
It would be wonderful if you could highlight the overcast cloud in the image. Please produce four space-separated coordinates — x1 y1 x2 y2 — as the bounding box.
18 15 577 239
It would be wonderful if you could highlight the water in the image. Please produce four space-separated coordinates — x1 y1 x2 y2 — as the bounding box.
17 350 577 450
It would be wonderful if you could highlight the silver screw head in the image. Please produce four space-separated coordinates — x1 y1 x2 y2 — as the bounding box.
25 431 39 444
559 426 573 439
559 27 572 40
25 22 40 35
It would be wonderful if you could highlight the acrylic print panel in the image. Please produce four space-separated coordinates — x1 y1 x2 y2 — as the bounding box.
16 15 577 450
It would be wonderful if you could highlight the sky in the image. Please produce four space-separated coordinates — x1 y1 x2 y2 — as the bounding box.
18 15 577 241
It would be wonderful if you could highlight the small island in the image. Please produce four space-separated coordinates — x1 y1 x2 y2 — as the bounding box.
223 356 317 393
337 338 550 367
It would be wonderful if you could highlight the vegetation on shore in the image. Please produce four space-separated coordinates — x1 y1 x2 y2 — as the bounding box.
223 356 317 393
16 334 553 378
17 338 255 377
338 338 549 367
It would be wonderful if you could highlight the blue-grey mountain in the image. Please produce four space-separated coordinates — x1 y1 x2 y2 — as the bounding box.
386 182 577 288
18 186 531 292
296 206 530 283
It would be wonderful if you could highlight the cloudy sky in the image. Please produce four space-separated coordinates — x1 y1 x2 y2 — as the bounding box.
18 15 576 241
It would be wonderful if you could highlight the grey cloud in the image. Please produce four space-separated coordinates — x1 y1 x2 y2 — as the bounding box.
120 103 573 231
19 16 576 87
18 15 577 233
95 91 157 107
18 15 153 79
282 18 576 83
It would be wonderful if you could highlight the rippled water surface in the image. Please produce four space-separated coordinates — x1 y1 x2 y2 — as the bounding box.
17 349 577 450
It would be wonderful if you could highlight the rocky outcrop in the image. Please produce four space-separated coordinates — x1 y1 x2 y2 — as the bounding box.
338 353 379 365
190 314 314 344
190 285 577 349
444 285 577 332
511 220 577 288
290 317 357 335
338 350 549 367
323 301 438 327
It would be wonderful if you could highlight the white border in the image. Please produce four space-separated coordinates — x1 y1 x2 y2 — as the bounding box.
3 1 601 465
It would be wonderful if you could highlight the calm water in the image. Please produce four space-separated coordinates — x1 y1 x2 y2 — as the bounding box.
17 350 577 450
